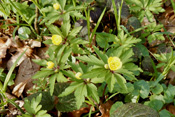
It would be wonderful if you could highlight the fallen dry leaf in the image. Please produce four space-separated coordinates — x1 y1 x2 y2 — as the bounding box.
12 78 30 97
28 40 41 48
0 38 12 59
7 51 27 70
12 57 40 97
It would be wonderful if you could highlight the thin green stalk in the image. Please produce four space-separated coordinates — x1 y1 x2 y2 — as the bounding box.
170 0 175 14
105 92 119 103
89 7 106 45
8 99 25 114
31 0 45 17
2 49 27 92
118 0 123 31
72 0 76 7
112 0 118 31
84 8 91 43
129 25 147 34
88 106 93 117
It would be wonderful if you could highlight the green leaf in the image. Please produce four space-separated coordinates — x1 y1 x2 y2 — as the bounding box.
81 68 105 78
134 80 150 99
58 0 66 10
93 45 108 63
76 55 104 66
56 93 77 112
151 83 163 94
159 109 171 117
32 59 47 66
46 24 63 37
114 73 127 92
74 83 87 109
105 73 115 92
61 14 70 37
49 74 57 96
56 72 68 82
120 48 133 64
110 103 159 117
24 94 43 115
32 69 54 79
36 110 51 117
144 100 163 111
59 82 82 97
110 101 123 116
116 69 137 81
27 92 54 111
87 83 99 103
68 61 83 73
18 26 31 40
60 47 72 64
57 44 67 64
96 32 115 48
69 26 82 37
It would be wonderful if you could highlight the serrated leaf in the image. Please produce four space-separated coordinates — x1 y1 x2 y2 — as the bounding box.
74 83 87 109
76 55 104 66
27 92 54 111
58 0 66 10
69 26 82 37
81 68 104 78
105 73 115 92
115 73 127 92
32 59 47 66
32 70 54 79
56 93 77 112
49 74 56 96
46 24 63 37
110 101 123 115
60 47 72 64
87 83 99 103
93 45 108 63
36 110 51 117
59 82 82 97
56 72 68 82
68 61 83 73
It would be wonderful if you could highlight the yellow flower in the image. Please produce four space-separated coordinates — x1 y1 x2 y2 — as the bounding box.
47 61 55 69
75 72 82 79
51 35 62 45
53 3 60 10
108 57 122 71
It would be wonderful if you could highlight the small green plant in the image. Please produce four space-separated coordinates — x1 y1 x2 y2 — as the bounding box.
21 94 51 117
125 0 165 22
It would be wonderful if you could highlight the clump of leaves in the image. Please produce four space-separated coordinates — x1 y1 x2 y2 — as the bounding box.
125 0 165 22
21 94 51 117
